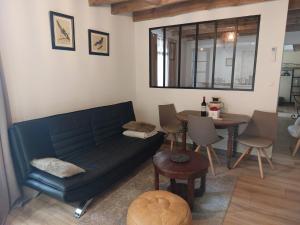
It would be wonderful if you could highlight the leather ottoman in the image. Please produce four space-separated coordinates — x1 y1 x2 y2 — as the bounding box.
127 190 192 225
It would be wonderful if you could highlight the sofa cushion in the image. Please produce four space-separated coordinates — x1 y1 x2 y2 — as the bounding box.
28 133 164 192
31 158 85 178
91 106 123 145
48 111 95 159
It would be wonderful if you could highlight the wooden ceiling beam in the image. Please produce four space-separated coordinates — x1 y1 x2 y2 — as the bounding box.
111 0 189 15
289 0 300 10
89 0 128 6
133 0 275 22
287 8 300 31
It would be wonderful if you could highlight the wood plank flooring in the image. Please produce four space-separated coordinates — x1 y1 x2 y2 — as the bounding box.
6 117 300 225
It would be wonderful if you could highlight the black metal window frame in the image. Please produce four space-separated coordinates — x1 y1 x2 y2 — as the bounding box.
149 15 261 91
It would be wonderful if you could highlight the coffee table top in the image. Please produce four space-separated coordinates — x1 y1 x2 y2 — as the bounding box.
153 151 209 179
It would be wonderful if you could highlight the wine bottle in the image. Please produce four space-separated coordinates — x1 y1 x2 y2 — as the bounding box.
201 96 207 117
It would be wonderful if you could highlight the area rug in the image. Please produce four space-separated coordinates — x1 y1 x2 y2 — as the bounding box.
78 159 236 225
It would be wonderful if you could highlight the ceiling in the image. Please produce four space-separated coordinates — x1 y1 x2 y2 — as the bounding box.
89 0 300 31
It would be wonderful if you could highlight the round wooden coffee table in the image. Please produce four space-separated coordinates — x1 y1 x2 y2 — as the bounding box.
153 150 209 209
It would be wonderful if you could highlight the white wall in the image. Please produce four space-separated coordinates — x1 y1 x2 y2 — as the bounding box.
134 0 288 152
0 0 135 122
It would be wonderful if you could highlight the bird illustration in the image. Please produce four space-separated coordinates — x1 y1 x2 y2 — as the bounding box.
94 37 104 50
56 20 70 41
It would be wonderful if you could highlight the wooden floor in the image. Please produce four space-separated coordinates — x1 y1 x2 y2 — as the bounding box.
6 117 300 225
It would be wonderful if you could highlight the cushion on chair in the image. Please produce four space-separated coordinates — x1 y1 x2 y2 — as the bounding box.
237 135 273 148
127 190 192 225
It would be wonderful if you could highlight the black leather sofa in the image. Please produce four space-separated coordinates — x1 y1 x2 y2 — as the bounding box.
9 101 164 205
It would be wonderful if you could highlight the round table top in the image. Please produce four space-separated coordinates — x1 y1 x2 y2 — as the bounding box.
176 110 250 128
153 151 209 179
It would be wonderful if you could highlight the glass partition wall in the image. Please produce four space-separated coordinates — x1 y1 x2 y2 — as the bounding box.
149 15 260 91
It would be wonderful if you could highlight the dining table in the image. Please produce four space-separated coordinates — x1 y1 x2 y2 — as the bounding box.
176 110 250 169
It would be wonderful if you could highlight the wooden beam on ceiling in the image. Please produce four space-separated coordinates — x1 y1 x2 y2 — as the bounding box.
289 0 300 10
133 0 274 22
287 8 300 31
111 0 189 15
88 0 128 6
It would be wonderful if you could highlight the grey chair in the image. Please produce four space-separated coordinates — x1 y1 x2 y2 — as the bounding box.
188 115 221 176
232 110 277 179
158 104 184 151
288 117 300 156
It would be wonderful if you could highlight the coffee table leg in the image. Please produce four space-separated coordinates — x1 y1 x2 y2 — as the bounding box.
170 179 176 192
200 174 206 195
154 168 159 190
233 125 239 157
187 178 195 209
227 127 234 169
182 122 187 151
195 175 206 197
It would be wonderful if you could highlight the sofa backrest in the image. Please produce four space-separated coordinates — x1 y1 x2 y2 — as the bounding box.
9 101 135 183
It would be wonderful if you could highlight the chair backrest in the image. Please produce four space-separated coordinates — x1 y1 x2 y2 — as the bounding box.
242 110 277 142
158 104 180 128
188 115 219 146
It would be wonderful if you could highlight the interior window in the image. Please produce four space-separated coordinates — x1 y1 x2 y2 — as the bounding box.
149 15 260 91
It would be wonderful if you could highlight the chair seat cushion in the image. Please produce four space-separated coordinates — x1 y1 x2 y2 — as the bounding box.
288 125 300 138
162 123 183 134
237 135 273 148
127 190 192 225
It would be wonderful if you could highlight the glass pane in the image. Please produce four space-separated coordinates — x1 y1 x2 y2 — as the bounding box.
150 28 164 87
233 17 259 90
196 22 215 88
180 24 197 87
165 27 180 87
214 19 236 89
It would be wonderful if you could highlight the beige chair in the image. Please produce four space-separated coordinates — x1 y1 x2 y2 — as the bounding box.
288 117 300 156
188 115 221 176
233 110 277 179
159 104 184 151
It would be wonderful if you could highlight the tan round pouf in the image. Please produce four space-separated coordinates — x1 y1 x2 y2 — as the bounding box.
127 190 192 225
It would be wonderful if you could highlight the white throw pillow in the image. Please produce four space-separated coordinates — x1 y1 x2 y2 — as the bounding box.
123 130 157 139
31 158 85 178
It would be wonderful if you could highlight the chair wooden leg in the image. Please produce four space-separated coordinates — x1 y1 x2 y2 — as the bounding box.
261 148 274 169
195 145 200 153
257 149 264 179
292 139 300 157
209 145 221 165
170 140 174 151
232 147 252 169
206 146 215 176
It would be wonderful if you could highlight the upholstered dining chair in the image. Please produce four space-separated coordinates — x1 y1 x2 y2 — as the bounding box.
232 110 277 179
288 117 300 157
188 115 221 176
158 104 184 151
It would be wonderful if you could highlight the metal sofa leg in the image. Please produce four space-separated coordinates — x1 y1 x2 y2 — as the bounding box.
74 198 93 218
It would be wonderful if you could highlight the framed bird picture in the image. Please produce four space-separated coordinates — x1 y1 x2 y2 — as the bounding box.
49 11 75 51
88 29 109 56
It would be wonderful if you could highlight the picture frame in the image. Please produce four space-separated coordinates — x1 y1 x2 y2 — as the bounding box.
88 29 109 56
49 11 75 51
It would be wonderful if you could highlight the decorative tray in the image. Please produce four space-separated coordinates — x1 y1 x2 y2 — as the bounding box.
170 153 190 163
